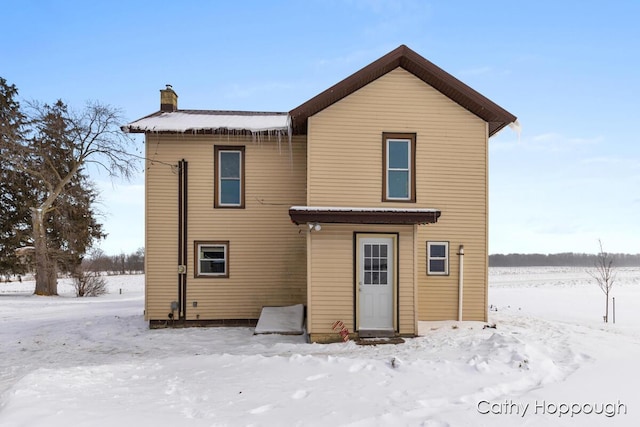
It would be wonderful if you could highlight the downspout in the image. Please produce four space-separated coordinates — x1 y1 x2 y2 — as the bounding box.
412 224 418 336
306 223 312 340
457 245 464 322
177 160 183 319
182 160 188 319
177 159 188 320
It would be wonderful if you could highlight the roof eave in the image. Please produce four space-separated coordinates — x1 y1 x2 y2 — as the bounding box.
489 121 510 137
121 110 163 133
289 44 517 135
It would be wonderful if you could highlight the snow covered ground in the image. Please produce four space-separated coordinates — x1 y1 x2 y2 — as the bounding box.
1 268 639 426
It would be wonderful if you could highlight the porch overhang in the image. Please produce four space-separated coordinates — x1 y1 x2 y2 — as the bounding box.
289 206 441 225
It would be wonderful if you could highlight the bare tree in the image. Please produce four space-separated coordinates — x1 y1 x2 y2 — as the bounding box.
125 247 144 274
588 239 616 322
86 248 110 274
72 263 108 297
5 100 138 295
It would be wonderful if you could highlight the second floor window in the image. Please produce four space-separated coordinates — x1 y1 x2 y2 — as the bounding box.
215 146 245 208
383 133 416 202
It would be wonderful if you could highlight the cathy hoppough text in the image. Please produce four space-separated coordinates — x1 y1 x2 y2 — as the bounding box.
477 399 628 418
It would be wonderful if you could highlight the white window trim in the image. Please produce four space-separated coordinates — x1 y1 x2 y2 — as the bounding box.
195 241 229 278
380 132 417 203
215 147 244 208
427 241 449 275
385 137 413 201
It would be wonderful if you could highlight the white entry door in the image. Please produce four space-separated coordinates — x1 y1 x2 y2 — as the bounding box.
358 237 394 332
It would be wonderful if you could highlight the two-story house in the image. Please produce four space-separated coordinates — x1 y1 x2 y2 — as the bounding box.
123 45 516 343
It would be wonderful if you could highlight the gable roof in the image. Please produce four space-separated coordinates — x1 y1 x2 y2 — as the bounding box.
289 45 516 136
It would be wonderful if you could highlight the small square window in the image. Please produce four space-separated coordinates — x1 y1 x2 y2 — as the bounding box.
427 241 449 275
195 241 229 278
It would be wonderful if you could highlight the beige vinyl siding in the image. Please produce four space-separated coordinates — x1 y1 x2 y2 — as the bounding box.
145 134 307 321
307 68 488 323
396 228 416 333
307 224 415 342
145 149 180 320
307 225 352 340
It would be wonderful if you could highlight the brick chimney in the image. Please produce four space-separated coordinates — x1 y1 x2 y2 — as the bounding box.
160 84 178 112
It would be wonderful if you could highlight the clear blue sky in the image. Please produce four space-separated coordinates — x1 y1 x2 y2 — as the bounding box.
3 0 639 255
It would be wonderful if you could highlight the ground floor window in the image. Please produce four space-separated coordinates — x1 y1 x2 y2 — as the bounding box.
427 241 449 275
195 241 229 278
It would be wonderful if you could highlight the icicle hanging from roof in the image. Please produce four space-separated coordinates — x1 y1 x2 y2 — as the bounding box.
122 110 295 168
508 119 522 142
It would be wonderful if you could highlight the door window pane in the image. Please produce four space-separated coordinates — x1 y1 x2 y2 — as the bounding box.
363 243 389 286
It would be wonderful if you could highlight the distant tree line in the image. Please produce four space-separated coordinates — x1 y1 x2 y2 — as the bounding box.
1 247 144 282
84 248 145 275
489 252 640 267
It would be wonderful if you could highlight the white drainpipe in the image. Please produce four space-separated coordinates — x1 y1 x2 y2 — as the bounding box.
458 245 464 322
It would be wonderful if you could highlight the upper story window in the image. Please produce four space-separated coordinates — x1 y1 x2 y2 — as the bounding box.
383 133 416 202
214 146 245 208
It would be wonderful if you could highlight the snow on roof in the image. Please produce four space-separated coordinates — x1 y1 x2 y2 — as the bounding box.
122 110 290 134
